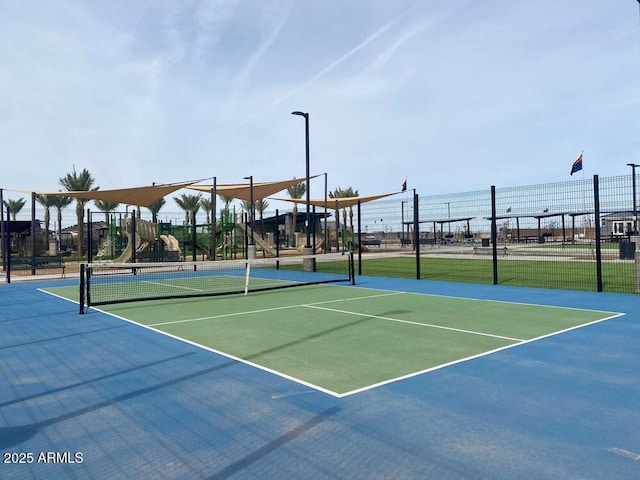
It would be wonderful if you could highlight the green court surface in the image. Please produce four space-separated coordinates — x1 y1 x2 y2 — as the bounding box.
46 284 619 396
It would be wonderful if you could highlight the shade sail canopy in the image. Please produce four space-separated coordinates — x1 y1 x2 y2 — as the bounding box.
271 191 401 209
25 180 200 208
187 176 319 202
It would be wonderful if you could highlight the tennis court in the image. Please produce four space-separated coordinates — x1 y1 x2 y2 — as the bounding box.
47 278 618 397
3 271 639 479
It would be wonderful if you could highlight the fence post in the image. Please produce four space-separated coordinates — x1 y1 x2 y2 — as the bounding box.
593 175 603 292
414 191 420 280
490 186 498 285
5 206 10 284
79 263 85 315
357 201 362 276
31 191 36 275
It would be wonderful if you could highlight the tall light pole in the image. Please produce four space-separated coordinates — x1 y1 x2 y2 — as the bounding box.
243 175 254 245
628 163 639 235
291 111 311 251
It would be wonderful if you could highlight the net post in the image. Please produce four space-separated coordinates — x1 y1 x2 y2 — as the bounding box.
349 251 355 285
244 260 251 295
79 263 86 315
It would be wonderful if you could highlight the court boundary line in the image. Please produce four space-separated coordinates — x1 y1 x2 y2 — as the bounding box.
352 282 623 316
148 291 404 327
340 311 624 396
305 304 524 341
38 285 626 398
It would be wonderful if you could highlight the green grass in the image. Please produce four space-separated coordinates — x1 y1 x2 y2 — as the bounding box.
360 256 635 293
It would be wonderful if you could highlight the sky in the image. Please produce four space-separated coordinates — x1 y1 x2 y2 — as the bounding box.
1 0 639 221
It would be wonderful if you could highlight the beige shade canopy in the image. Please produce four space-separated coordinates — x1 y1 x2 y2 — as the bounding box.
187 176 319 202
271 191 401 210
25 180 201 208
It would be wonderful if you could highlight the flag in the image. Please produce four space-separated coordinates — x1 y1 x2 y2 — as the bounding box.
401 179 407 191
570 154 583 176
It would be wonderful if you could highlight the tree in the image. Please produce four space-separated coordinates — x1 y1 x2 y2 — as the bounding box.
147 198 166 223
50 195 73 251
174 193 202 224
59 167 98 257
94 200 120 224
35 194 58 249
200 198 212 225
329 186 359 232
255 199 269 238
3 198 27 220
286 179 306 244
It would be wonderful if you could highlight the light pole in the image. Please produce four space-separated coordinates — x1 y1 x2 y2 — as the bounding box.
628 163 639 235
291 111 311 251
243 175 255 246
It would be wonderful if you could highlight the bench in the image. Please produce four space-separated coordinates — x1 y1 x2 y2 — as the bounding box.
473 246 508 256
10 256 66 277
361 239 381 247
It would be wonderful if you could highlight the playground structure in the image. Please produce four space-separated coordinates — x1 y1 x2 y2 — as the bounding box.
95 217 181 263
87 204 345 263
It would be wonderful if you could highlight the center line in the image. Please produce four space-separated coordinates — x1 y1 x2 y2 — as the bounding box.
305 304 525 342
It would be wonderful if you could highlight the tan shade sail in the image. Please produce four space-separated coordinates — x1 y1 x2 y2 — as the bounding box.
26 180 200 208
271 191 401 209
187 176 319 202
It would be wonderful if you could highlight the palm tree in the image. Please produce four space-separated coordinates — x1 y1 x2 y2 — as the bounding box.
174 193 202 224
286 179 306 244
59 167 98 257
50 195 73 251
329 186 359 245
35 194 59 250
94 200 120 224
255 198 269 239
147 198 166 223
200 198 212 225
3 198 27 220
217 194 234 227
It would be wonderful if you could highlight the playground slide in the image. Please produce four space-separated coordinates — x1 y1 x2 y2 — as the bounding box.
160 234 181 252
112 235 140 263
110 218 157 263
238 223 277 257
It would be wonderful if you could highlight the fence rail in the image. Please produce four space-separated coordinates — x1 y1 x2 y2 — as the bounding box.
355 174 638 294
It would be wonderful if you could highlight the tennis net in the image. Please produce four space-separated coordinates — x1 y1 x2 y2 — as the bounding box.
79 252 354 313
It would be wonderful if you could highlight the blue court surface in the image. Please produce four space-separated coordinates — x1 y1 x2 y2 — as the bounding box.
1 275 639 479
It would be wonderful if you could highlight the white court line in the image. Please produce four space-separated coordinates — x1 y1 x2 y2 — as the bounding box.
149 291 404 327
339 311 625 397
142 280 205 292
305 304 524 342
41 286 628 398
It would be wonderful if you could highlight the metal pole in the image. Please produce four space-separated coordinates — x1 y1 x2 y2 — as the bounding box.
324 172 328 253
413 191 420 279
292 111 311 249
593 175 603 292
6 205 10 283
0 188 4 271
31 192 36 275
211 177 217 260
490 186 498 285
357 201 362 275
628 163 639 234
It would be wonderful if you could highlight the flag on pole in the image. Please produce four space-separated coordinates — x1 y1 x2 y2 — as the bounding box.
401 179 407 191
570 154 583 176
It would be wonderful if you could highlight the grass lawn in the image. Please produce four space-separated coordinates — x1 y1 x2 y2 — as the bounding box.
360 256 635 293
